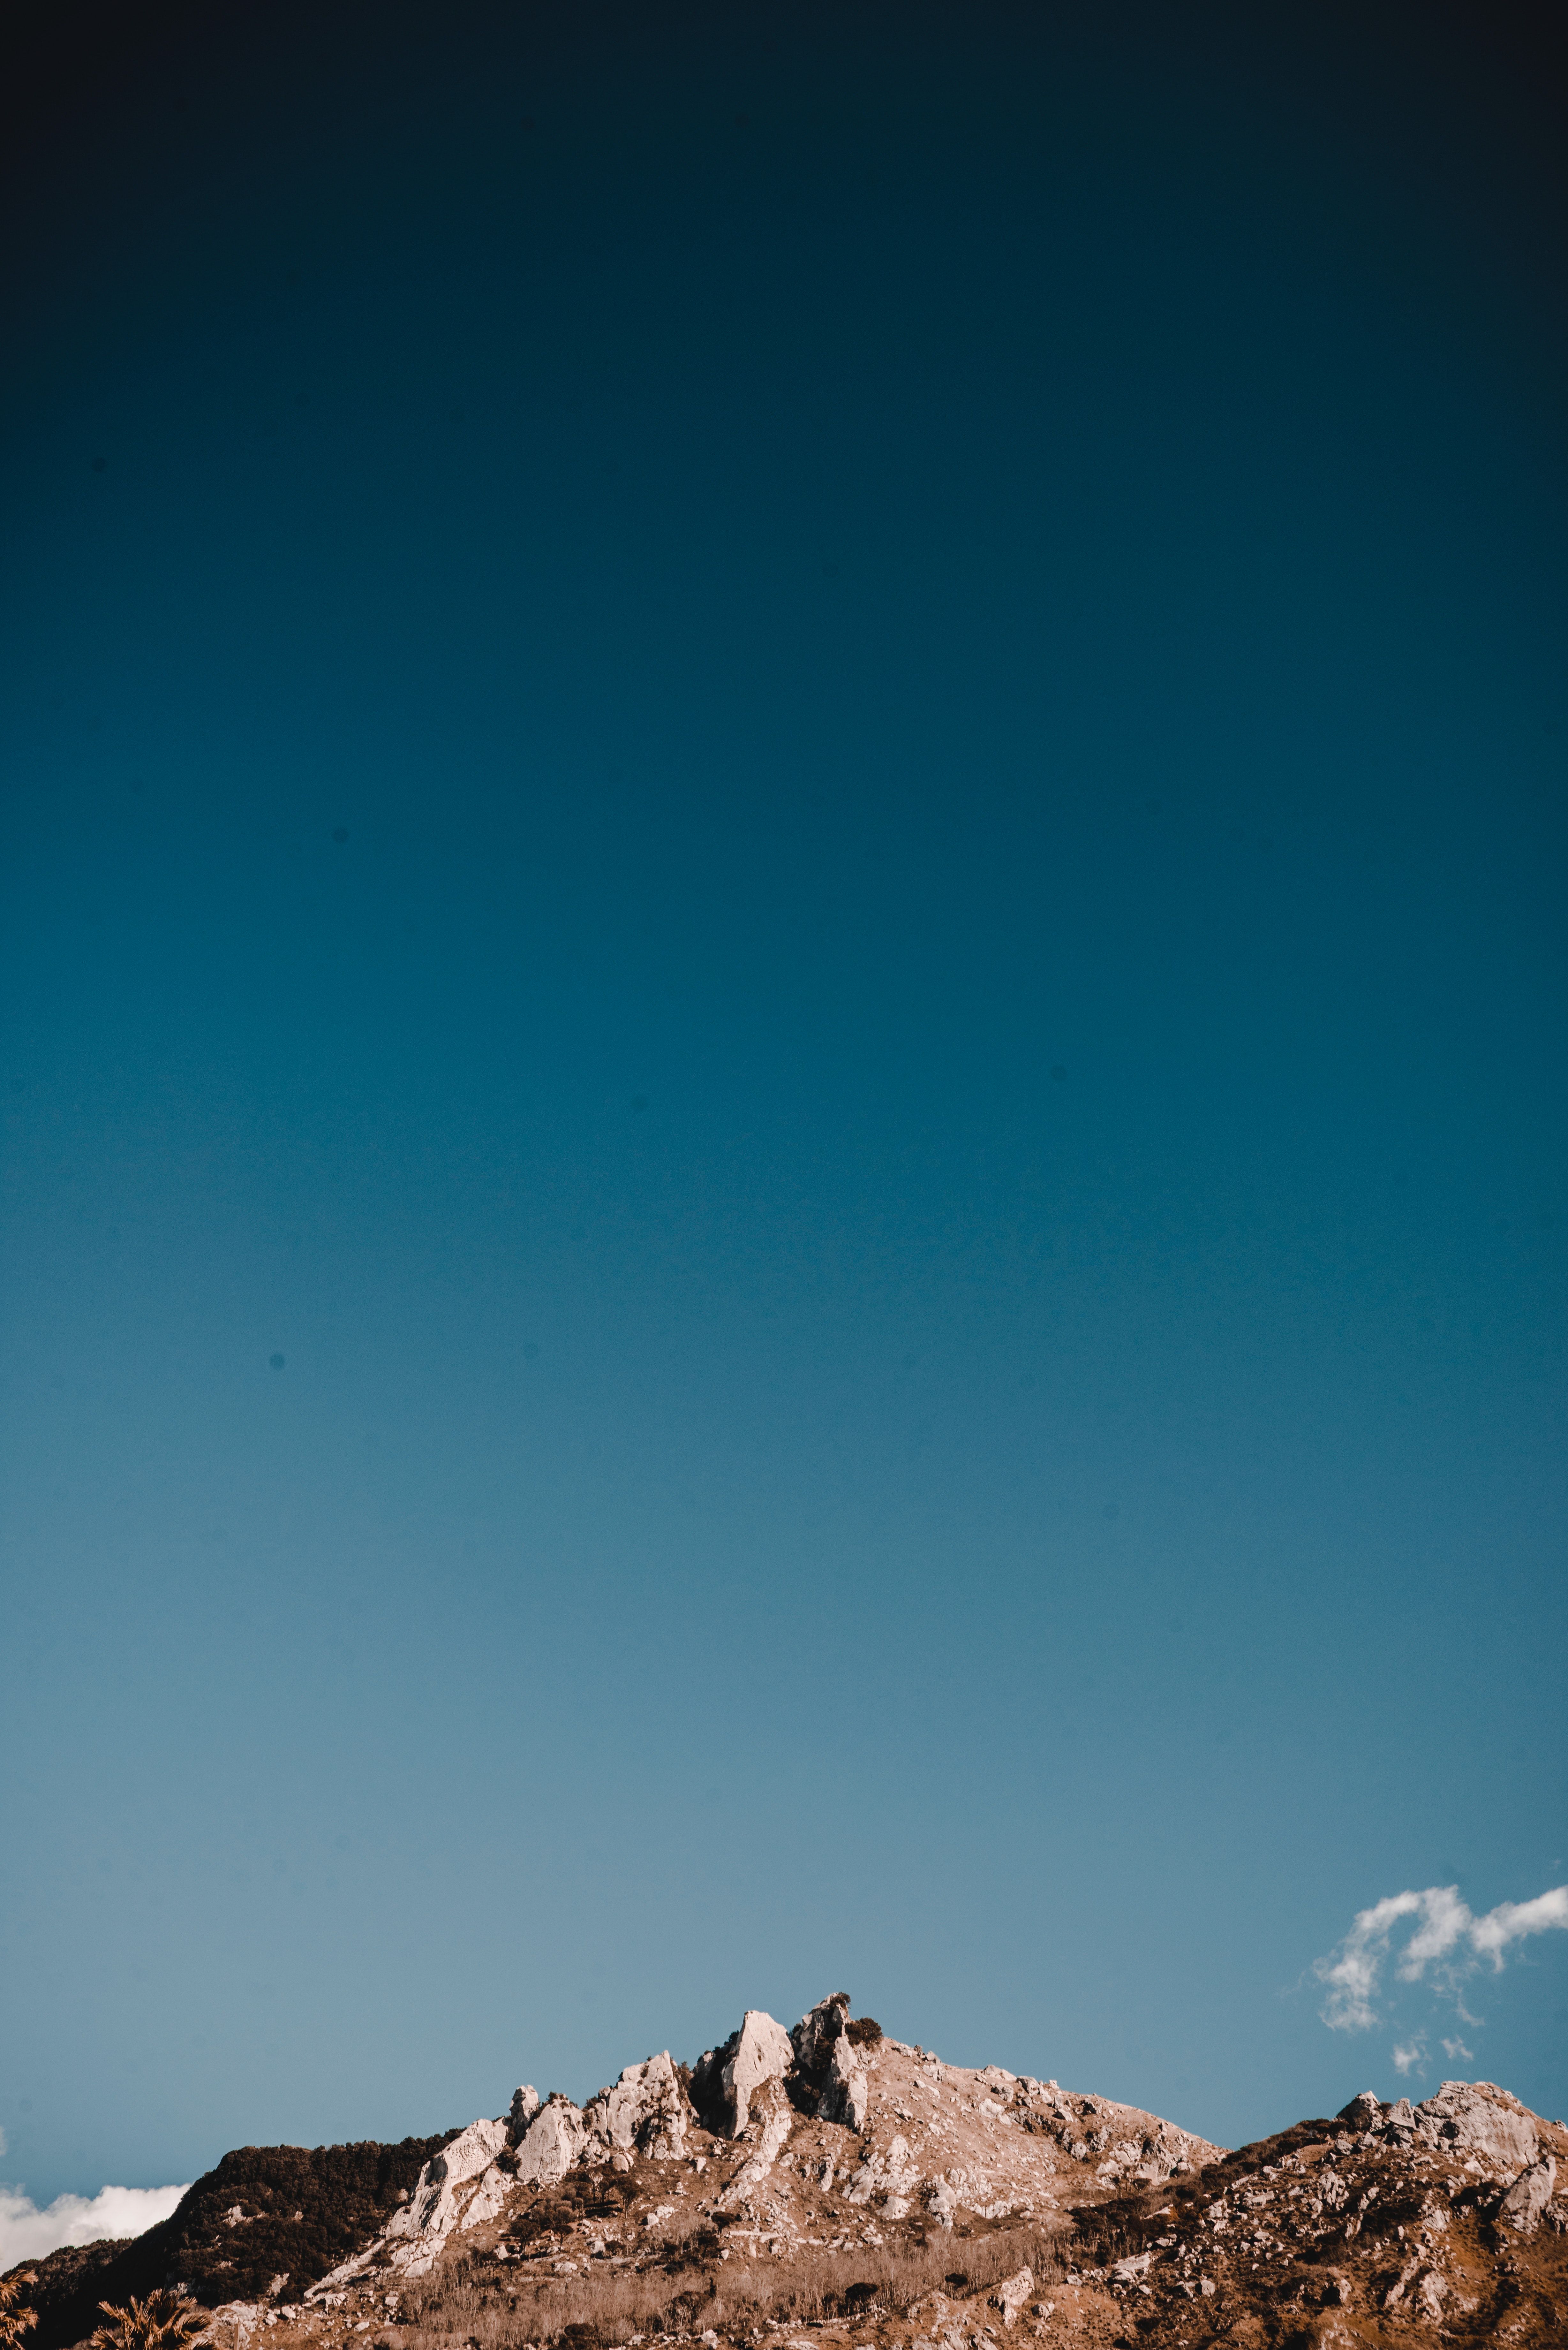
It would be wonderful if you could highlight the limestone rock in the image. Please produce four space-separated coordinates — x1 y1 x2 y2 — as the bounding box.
509 2086 540 2139
1498 2154 1557 2233
718 2082 794 2210
844 2133 919 2212
988 2267 1034 2325
722 2011 795 2135
584 2052 690 2161
1336 2092 1381 2130
1413 2081 1539 2170
515 2095 587 2184
383 2117 510 2275
818 2031 870 2133
791 1991 870 2131
1415 2270 1447 2319
792 1993 851 2076
927 2179 958 2227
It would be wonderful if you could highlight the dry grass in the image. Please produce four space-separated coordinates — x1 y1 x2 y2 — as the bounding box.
390 2223 1067 2350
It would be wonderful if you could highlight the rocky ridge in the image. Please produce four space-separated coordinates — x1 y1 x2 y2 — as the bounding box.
9 1997 1565 2350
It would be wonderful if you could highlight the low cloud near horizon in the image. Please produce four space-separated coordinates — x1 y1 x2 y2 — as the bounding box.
0 2181 189 2272
1315 1881 1568 2040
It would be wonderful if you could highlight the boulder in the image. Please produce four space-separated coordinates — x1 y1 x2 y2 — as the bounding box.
515 2096 587 2184
927 2180 958 2227
1415 2270 1447 2319
1413 2081 1539 2170
1336 2093 1381 2130
509 2086 540 2140
584 2052 690 2160
721 2011 795 2135
1498 2154 1557 2234
989 2267 1034 2325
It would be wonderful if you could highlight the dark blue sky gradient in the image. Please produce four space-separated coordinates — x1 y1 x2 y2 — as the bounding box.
2 0 1565 2205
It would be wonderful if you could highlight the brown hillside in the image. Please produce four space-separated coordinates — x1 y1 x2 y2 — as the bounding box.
8 1998 1564 2350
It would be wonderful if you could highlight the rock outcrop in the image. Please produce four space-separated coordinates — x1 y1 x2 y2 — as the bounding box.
716 2082 794 2211
1411 2078 1540 2169
583 2053 689 2162
381 2117 509 2274
1500 2153 1557 2232
721 2012 794 2136
513 2095 586 2185
791 1993 870 2131
792 1992 851 2075
988 2265 1034 2325
817 2031 871 2132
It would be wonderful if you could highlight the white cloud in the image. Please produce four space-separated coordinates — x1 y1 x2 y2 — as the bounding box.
0 2181 188 2271
1443 2037 1474 2062
1468 1884 1568 1960
1316 1881 1568 2032
1391 2041 1425 2076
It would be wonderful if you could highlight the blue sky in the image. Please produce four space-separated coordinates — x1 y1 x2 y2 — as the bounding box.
2 0 1564 2221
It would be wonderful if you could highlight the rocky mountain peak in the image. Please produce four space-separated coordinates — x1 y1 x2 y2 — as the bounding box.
9 1994 1565 2350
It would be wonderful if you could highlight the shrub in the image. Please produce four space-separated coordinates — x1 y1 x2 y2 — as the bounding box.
87 2294 207 2350
0 2271 38 2350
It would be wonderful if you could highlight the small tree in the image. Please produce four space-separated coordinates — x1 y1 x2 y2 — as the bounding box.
88 2293 208 2350
0 2271 39 2350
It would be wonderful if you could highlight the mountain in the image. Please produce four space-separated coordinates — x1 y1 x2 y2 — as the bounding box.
9 1992 1565 2348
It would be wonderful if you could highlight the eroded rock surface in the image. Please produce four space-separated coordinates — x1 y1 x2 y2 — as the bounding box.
381 2117 509 2274
584 2053 689 2161
817 2031 870 2133
1500 2153 1557 2232
722 2012 795 2136
1413 2077 1541 2168
513 2095 586 2185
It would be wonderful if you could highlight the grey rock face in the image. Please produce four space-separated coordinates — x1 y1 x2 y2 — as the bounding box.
989 2266 1034 2325
515 2095 587 2184
792 1993 851 2075
927 2179 958 2227
583 2052 690 2160
721 2011 795 2135
1498 2154 1557 2233
1413 2081 1540 2170
380 2116 511 2276
817 2031 870 2132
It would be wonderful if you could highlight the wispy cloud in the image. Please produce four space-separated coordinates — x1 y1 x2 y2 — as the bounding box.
1391 2040 1425 2076
0 2182 188 2271
1442 2037 1474 2063
1316 1881 1568 2034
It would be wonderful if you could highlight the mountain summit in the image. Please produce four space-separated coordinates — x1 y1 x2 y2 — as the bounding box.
10 1992 1566 2348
